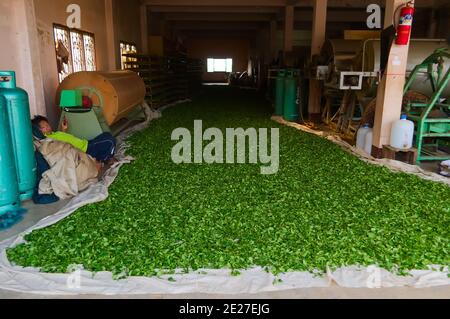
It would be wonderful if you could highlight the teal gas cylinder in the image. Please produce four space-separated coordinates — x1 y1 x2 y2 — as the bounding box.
0 71 37 201
275 69 286 115
283 69 300 122
0 95 20 215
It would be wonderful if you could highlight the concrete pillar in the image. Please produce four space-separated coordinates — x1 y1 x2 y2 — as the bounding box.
310 0 327 58
308 0 327 121
284 5 294 53
445 9 450 41
269 19 277 62
372 0 414 156
105 0 118 70
427 9 437 38
0 0 46 117
140 4 149 54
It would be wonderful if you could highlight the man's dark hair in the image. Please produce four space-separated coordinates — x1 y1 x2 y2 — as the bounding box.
31 115 49 127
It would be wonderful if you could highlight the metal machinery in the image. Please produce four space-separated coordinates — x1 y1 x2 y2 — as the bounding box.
403 48 450 163
312 38 376 134
55 71 147 140
283 69 301 121
312 38 449 140
268 68 308 121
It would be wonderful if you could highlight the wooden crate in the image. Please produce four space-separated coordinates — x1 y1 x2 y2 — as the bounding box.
382 145 418 165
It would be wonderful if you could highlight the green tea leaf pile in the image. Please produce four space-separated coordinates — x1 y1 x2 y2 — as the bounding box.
7 87 450 277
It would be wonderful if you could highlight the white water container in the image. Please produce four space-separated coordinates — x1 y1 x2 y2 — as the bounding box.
390 115 414 149
356 124 371 151
364 129 373 155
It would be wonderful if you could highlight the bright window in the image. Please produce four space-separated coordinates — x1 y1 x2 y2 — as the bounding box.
207 58 233 73
53 24 97 83
70 31 85 73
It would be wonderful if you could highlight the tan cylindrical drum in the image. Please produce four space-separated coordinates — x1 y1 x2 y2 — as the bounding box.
56 71 146 126
353 39 450 97
320 39 364 72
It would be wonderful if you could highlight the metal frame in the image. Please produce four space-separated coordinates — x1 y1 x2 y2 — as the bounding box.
339 71 378 90
403 48 450 164
52 23 97 82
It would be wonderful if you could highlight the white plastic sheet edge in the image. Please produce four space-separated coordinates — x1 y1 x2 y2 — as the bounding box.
0 102 448 296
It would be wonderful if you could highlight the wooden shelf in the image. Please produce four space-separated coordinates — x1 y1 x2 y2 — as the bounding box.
122 53 202 108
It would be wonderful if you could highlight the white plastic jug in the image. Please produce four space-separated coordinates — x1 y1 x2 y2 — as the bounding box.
390 115 414 149
356 124 371 151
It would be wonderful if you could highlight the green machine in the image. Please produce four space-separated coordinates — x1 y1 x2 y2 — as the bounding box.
403 48 450 164
56 71 147 140
58 89 110 140
283 69 300 122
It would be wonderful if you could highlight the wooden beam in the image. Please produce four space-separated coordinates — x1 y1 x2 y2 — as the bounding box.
372 0 414 152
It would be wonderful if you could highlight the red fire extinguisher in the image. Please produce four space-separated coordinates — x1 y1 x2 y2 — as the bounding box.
395 3 415 45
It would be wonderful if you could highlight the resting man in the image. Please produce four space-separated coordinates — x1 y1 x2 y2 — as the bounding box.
32 115 117 164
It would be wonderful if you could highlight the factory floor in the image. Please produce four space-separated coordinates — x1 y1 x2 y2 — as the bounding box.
0 87 448 299
1 175 448 299
1 203 448 299
0 199 69 243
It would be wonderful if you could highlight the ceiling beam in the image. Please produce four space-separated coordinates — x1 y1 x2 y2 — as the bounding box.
293 10 368 22
163 12 275 21
145 0 293 6
171 21 263 31
179 30 257 38
145 0 449 9
161 10 370 23
149 6 282 13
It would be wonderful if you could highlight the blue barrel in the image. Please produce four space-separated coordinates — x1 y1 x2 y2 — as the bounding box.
0 71 37 201
0 95 20 215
